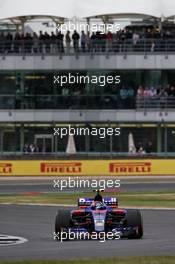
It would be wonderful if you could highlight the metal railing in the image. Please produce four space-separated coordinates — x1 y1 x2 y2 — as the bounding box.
0 152 175 159
0 94 135 110
1 38 175 55
0 95 175 110
136 97 175 109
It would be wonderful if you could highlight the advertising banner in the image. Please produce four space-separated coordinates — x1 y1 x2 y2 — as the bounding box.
0 160 175 176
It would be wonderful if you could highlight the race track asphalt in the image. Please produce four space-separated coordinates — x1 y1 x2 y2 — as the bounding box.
0 205 175 261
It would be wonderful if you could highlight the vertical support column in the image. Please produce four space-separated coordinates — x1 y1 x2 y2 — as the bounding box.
0 129 3 153
15 72 25 109
86 18 90 34
20 17 27 34
85 123 90 153
20 123 24 152
53 122 57 153
108 121 113 157
157 124 162 153
164 123 167 157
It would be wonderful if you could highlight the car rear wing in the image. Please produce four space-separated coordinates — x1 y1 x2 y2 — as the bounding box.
78 197 118 208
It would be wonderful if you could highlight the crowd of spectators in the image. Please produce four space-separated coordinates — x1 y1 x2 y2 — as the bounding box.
136 84 175 108
135 141 154 155
0 27 175 54
23 143 39 153
3 83 173 110
129 140 154 155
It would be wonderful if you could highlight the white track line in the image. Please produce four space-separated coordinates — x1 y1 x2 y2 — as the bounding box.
1 202 175 210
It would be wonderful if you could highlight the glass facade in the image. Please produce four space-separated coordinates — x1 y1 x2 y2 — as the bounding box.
0 69 175 154
0 70 175 109
0 123 173 154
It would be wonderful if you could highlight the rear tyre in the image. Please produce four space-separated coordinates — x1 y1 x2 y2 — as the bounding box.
126 209 143 239
55 210 71 240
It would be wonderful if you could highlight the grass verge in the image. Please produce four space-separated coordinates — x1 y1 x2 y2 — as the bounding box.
0 257 175 264
0 191 175 208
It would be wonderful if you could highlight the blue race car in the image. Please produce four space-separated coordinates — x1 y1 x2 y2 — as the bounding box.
55 190 143 240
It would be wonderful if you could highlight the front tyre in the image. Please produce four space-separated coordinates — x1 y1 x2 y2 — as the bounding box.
126 209 143 239
55 209 71 241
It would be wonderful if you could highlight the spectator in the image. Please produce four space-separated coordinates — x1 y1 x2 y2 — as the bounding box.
169 86 175 97
65 31 71 54
132 31 140 47
138 146 146 155
106 31 113 52
137 85 144 98
32 32 39 53
81 31 86 52
85 31 91 52
50 31 56 53
39 31 44 53
0 32 5 53
2 25 175 55
72 30 80 52
127 86 135 108
119 86 128 108
150 86 157 98
136 142 143 152
145 141 153 153
90 32 96 52
143 86 151 98
23 143 29 154
14 32 21 53
28 143 39 153
5 32 12 53
62 87 69 107
159 87 168 108
44 31 50 53
56 31 64 53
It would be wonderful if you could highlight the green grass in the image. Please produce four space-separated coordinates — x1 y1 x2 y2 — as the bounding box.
0 191 175 208
0 257 174 264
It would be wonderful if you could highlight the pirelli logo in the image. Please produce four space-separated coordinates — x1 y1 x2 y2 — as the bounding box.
0 163 12 174
109 162 152 174
40 162 82 174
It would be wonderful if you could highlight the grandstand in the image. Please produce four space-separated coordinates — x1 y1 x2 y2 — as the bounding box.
0 0 175 157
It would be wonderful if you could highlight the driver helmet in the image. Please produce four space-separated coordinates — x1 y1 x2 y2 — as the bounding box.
95 202 104 210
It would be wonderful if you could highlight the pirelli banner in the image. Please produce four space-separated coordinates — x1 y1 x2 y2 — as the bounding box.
0 160 175 176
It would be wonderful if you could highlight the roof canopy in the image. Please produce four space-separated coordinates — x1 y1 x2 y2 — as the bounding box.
0 0 175 21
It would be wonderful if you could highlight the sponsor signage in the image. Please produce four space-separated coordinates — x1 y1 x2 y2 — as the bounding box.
0 163 12 174
109 162 151 174
0 160 174 176
40 162 82 174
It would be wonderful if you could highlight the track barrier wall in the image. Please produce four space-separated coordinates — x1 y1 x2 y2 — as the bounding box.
0 160 175 176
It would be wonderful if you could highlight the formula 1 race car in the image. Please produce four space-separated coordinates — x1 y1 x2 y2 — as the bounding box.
55 190 143 241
